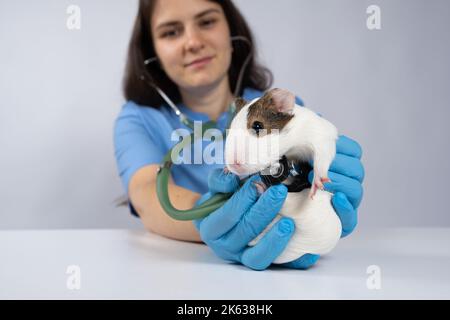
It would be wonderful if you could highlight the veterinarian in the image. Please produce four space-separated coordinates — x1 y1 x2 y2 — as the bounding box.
114 0 364 270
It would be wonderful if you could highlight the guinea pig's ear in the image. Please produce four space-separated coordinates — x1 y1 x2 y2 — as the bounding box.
268 88 295 115
234 97 248 113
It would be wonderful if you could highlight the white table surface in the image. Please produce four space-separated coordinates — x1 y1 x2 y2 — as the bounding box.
1 227 449 299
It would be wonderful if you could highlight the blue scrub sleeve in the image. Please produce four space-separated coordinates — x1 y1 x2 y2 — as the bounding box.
114 102 165 198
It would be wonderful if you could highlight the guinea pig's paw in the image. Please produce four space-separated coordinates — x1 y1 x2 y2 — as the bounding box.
321 177 331 185
309 177 324 199
309 184 317 199
309 176 332 199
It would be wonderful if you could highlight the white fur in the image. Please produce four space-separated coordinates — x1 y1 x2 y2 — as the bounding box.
248 189 341 263
225 99 341 264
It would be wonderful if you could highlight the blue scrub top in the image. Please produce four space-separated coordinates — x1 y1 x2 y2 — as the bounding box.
113 87 303 217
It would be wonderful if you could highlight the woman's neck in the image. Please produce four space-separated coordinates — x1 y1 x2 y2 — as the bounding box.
179 77 234 122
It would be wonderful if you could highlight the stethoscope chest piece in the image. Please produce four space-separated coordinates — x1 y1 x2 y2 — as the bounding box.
259 156 312 193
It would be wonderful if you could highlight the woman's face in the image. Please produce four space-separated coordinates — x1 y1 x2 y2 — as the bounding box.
151 0 233 92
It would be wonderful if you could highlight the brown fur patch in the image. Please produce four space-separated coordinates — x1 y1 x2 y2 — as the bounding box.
246 92 294 136
234 97 248 114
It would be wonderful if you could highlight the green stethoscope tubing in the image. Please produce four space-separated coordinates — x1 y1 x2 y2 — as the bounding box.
155 104 249 221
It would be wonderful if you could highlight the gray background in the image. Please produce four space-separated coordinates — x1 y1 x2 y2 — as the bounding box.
1 0 449 230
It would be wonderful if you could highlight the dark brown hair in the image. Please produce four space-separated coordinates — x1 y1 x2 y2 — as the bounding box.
123 0 273 107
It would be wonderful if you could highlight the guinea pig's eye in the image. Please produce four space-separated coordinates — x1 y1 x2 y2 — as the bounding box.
252 121 264 136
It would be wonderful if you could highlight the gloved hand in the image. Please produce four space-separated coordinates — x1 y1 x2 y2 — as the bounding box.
193 169 295 271
282 134 365 269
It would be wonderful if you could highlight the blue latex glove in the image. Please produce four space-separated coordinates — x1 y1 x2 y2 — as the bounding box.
193 169 295 271
282 135 365 269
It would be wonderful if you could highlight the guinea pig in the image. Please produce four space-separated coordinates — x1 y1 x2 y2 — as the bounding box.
224 88 342 264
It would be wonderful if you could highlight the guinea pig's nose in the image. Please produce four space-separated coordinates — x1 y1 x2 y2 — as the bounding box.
232 160 243 169
227 157 240 166
228 163 238 170
227 160 242 173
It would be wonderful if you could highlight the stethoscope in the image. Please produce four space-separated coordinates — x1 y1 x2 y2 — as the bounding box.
140 36 311 221
140 36 254 220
